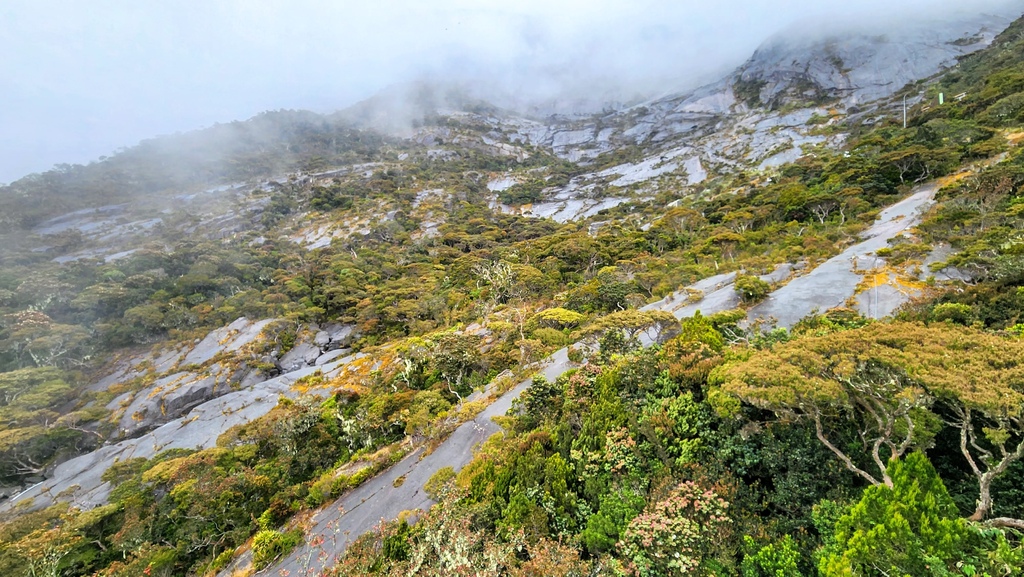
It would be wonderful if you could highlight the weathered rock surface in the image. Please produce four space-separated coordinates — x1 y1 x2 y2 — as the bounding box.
1 318 365 514
4 352 365 514
748 183 937 327
738 11 1014 107
104 318 276 438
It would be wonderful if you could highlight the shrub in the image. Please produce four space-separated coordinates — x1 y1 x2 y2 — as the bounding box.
741 535 801 577
532 327 568 346
618 481 731 576
425 466 456 500
252 529 303 569
817 453 968 576
735 275 771 304
930 302 975 325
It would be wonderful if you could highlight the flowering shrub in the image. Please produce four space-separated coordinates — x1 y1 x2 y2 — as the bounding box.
618 481 730 576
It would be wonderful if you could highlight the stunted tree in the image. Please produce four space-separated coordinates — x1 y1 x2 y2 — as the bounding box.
473 258 519 305
1 312 92 369
575 309 679 349
893 324 1024 526
808 196 840 224
734 274 770 304
10 517 83 577
429 332 482 404
530 307 585 330
718 322 1024 527
647 207 707 253
718 324 932 488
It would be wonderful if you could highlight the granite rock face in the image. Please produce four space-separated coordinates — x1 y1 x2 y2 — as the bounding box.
736 12 1014 107
0 317 365 514
104 317 275 438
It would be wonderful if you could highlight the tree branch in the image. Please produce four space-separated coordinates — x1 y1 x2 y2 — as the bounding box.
955 407 984 480
985 517 1024 531
814 411 882 486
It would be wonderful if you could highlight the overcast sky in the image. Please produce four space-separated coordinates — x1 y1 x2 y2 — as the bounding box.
0 0 1019 183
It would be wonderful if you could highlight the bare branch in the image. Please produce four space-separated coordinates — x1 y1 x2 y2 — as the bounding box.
815 411 882 486
985 517 1024 531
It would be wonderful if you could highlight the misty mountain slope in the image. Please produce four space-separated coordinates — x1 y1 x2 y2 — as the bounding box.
0 110 396 235
734 11 1014 108
4 6 1010 258
4 8 1024 577
389 9 1013 222
246 176 947 577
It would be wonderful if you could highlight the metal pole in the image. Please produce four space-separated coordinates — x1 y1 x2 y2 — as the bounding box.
903 94 907 129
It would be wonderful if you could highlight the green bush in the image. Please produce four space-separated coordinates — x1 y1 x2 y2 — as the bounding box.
741 535 801 577
735 274 771 304
531 327 568 346
817 453 968 576
425 466 457 500
252 529 303 570
930 302 975 325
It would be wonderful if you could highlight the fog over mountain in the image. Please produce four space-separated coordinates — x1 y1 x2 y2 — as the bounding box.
6 2 1024 574
1 0 1021 183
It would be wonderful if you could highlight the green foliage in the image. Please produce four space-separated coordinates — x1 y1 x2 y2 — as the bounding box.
735 78 767 108
818 453 970 576
676 311 726 352
735 274 771 304
531 307 585 329
580 488 645 554
511 374 563 432
531 327 568 347
742 535 802 577
791 308 870 336
930 302 976 325
252 529 303 570
424 466 456 501
598 327 637 361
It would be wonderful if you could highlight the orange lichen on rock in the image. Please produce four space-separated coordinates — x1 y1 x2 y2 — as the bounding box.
855 267 927 295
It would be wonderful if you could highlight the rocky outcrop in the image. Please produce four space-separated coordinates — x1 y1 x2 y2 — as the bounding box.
278 323 358 372
640 181 940 328
104 317 274 438
0 316 366 513
734 11 1014 108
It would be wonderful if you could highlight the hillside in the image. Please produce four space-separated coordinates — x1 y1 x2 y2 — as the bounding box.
2 7 1024 577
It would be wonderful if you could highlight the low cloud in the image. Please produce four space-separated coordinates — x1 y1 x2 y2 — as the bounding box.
0 0 1020 182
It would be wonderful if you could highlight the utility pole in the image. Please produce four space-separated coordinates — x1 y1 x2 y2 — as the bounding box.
903 94 908 129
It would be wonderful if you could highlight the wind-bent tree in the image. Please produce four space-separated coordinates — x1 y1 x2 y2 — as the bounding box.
894 324 1024 526
574 309 679 348
717 324 933 488
718 322 1024 526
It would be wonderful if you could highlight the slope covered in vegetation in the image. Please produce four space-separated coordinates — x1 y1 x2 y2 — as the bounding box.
0 11 1024 577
